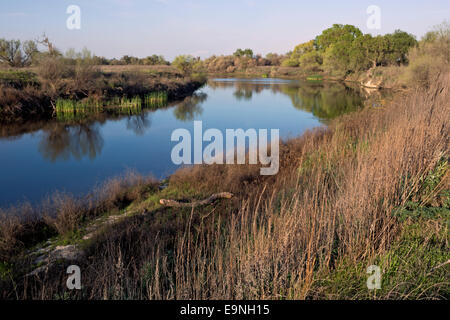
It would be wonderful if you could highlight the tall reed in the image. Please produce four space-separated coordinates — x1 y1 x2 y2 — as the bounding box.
144 91 168 109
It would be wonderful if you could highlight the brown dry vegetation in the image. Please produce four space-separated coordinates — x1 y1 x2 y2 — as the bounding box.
0 172 157 262
98 65 181 76
1 71 448 300
0 61 205 121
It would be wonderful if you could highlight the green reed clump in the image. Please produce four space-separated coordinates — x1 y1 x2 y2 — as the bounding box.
116 96 142 114
54 98 103 121
144 91 168 109
54 92 168 119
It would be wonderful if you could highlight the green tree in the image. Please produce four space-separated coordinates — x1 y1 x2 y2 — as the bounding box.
121 55 140 65
349 34 390 70
299 51 322 72
384 30 417 65
172 55 197 75
233 48 253 58
315 24 363 75
282 40 317 67
265 53 284 66
143 55 169 65
0 39 38 67
315 24 363 51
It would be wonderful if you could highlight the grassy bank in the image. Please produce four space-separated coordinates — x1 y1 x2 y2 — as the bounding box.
0 69 448 299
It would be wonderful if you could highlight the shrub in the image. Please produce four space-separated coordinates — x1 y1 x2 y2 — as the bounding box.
172 55 197 75
400 22 450 88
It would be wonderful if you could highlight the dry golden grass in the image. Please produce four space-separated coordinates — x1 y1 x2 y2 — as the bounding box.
98 64 181 75
0 171 157 262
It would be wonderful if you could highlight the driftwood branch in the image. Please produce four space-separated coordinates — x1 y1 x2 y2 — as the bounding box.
159 192 233 208
429 259 450 274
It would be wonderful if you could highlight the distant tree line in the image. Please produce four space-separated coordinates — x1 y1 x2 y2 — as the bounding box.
2 22 448 84
169 23 419 75
107 54 170 66
0 35 171 68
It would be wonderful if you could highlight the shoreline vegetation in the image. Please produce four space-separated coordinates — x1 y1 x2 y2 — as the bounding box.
0 64 206 122
0 23 449 299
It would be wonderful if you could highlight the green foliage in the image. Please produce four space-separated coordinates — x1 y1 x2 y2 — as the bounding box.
0 39 38 67
317 25 364 75
283 24 417 76
420 158 448 201
55 98 103 121
0 262 13 281
64 49 169 66
233 48 254 58
349 34 385 71
394 157 449 223
0 70 38 86
393 202 449 223
306 75 323 81
265 53 285 66
54 92 169 120
315 24 363 51
313 217 449 299
282 40 317 68
384 30 417 65
142 54 170 66
144 92 168 109
299 51 322 72
281 57 300 67
282 82 365 119
322 44 349 76
172 55 198 75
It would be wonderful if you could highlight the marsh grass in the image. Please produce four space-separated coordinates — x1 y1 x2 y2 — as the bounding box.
144 92 168 109
54 92 168 120
55 98 103 121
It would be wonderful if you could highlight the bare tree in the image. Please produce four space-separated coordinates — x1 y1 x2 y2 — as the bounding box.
37 33 58 56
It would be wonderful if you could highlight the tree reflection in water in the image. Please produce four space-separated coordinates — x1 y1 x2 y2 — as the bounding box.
35 91 210 162
173 93 208 121
38 123 104 162
211 79 369 121
281 83 365 120
125 112 152 136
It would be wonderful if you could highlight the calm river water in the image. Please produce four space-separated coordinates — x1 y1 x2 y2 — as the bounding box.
0 78 370 207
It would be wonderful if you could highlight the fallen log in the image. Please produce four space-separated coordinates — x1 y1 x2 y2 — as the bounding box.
159 192 233 208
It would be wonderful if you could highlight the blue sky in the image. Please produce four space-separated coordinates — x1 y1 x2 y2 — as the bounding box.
0 0 449 60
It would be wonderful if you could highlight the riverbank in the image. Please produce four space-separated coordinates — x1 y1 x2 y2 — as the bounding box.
1 71 448 300
207 66 410 91
0 66 206 122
